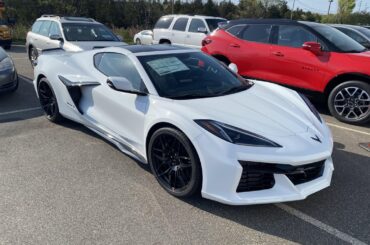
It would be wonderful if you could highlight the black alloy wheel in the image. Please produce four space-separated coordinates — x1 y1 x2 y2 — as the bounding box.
37 78 63 122
148 128 202 197
329 81 370 124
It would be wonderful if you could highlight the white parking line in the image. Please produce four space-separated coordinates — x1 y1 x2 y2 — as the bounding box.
0 107 41 116
327 123 370 136
276 204 367 245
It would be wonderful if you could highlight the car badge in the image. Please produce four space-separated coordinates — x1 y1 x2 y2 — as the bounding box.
311 135 322 143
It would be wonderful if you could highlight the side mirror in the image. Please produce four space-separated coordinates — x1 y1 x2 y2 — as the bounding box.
197 27 208 34
116 34 123 41
50 34 64 42
228 63 238 74
107 76 147 96
302 42 322 55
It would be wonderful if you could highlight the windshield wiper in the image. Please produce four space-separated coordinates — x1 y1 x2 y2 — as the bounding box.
216 84 253 96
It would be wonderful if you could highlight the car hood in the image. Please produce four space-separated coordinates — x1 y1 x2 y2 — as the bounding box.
174 82 321 137
64 41 125 51
346 50 370 59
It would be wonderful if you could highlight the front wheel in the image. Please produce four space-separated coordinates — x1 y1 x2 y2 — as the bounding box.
37 78 63 122
328 81 370 124
148 128 202 198
29 46 38 67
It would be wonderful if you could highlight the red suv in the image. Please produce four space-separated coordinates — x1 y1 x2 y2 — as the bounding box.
202 19 370 124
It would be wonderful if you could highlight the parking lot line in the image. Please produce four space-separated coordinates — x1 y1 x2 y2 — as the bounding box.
326 123 370 136
0 107 41 116
276 204 367 245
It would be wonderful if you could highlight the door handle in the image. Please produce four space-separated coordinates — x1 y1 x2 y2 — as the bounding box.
229 43 240 48
272 51 284 57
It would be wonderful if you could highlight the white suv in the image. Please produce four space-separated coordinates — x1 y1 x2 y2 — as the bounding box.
153 15 226 49
26 15 125 65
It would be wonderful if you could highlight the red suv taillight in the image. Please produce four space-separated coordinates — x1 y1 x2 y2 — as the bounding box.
202 38 212 47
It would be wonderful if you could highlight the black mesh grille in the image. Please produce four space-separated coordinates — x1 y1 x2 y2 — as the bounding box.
237 162 275 192
237 160 326 193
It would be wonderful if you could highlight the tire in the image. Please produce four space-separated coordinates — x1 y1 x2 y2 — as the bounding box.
9 77 18 93
37 77 63 123
148 127 202 198
29 46 38 67
136 38 141 45
328 80 370 124
160 40 171 45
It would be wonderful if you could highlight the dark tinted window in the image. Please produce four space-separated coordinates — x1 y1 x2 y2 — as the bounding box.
337 27 367 43
205 18 226 32
172 18 188 31
352 26 370 38
39 21 52 36
311 24 366 52
242 24 272 43
62 23 118 41
154 17 174 29
49 22 62 36
188 19 206 33
94 53 145 91
32 21 44 33
227 25 246 37
138 52 251 99
278 25 317 48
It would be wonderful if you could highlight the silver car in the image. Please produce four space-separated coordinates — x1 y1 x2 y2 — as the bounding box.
26 15 126 65
331 24 370 49
0 47 18 93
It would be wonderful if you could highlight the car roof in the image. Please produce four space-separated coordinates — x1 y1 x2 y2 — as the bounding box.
120 44 193 54
160 14 225 19
37 15 98 24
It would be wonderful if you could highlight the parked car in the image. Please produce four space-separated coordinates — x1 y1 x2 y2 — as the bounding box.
26 15 125 66
202 19 370 124
134 30 153 45
153 15 226 48
33 45 334 205
0 47 18 93
331 24 370 48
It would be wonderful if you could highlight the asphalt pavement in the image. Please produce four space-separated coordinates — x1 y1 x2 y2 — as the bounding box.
0 45 369 245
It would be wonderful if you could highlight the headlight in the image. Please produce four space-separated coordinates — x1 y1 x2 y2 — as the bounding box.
298 93 322 123
194 120 282 147
0 57 14 72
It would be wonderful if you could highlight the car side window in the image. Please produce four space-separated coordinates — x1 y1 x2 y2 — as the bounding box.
39 21 52 37
241 24 272 44
32 20 44 34
172 18 189 32
94 53 146 91
154 17 174 29
226 25 246 37
49 22 62 37
277 25 317 48
188 19 206 33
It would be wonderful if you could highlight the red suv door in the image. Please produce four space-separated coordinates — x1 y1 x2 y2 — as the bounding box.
268 24 330 91
226 24 273 79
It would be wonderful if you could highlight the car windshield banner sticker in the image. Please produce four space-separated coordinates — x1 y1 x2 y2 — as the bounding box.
147 57 189 76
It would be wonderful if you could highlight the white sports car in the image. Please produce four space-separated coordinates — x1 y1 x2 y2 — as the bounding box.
33 45 334 205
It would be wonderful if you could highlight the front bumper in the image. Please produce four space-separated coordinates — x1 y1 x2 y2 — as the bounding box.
194 129 334 205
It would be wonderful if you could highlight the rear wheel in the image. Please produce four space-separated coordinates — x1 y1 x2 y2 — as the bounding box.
37 78 63 122
160 40 171 45
29 46 38 67
328 81 370 124
148 128 202 198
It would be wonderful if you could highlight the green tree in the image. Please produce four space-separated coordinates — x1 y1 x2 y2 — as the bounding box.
338 0 356 23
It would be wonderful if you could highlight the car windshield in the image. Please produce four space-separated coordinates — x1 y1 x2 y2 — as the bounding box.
138 52 252 99
311 24 366 52
352 26 370 39
62 23 119 42
206 18 227 32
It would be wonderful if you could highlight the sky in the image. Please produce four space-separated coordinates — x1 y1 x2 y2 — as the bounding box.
284 0 370 15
